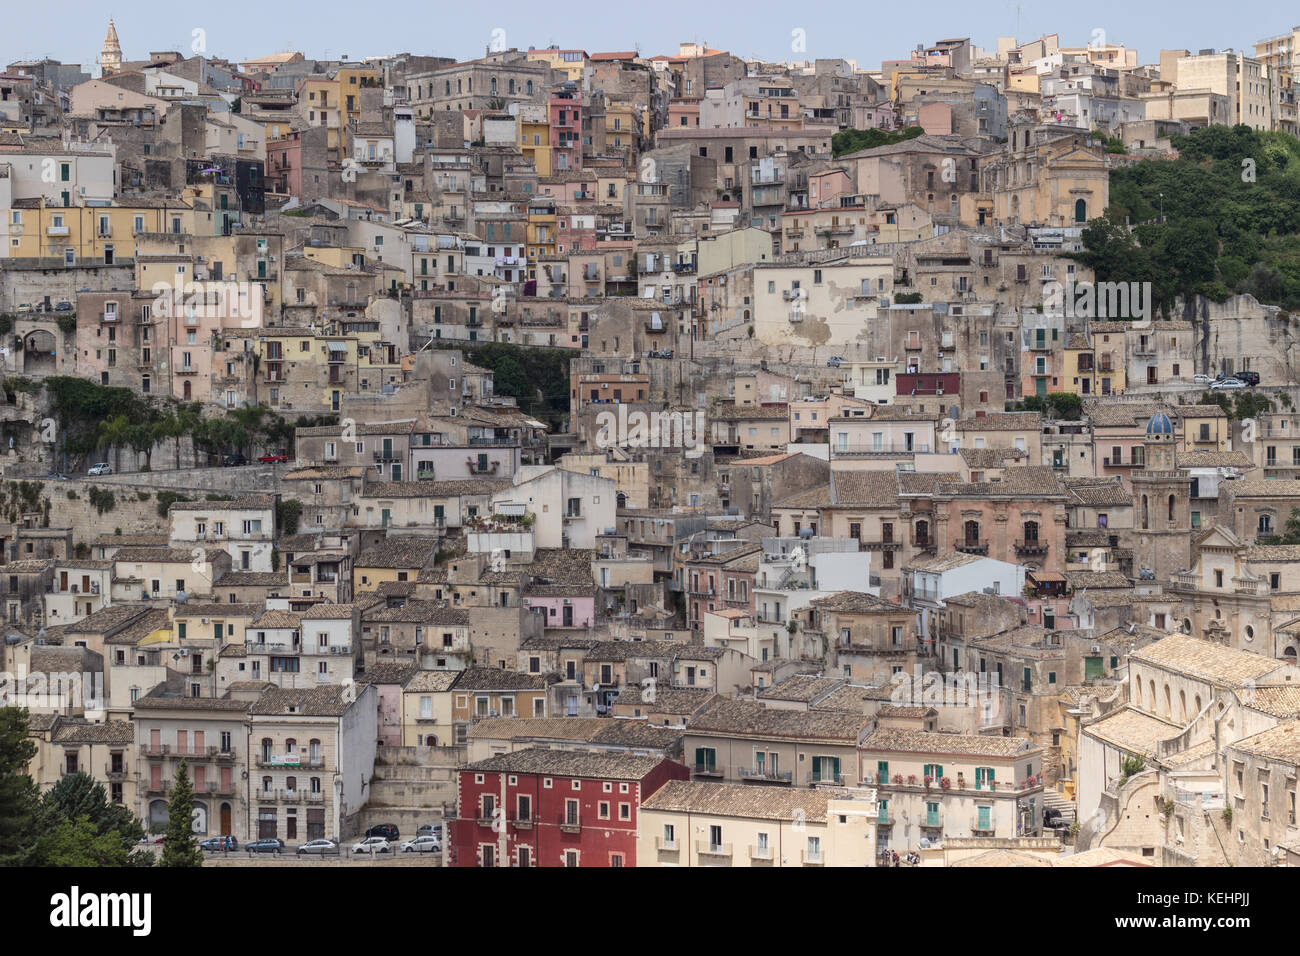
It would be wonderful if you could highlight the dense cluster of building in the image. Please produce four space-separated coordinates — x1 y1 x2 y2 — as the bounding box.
4 21 1300 868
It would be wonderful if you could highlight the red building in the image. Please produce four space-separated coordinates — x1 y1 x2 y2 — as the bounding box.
896 372 960 398
450 748 689 867
549 87 583 172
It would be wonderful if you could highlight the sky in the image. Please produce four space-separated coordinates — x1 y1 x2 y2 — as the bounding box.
3 0 1296 75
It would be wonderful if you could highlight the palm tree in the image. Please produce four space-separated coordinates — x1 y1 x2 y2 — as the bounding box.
158 412 185 471
97 414 131 472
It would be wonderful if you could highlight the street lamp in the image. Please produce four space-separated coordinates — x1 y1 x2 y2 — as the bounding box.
1159 192 1164 224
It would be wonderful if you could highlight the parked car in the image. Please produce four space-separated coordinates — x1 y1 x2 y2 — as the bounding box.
365 823 399 841
1210 378 1246 391
400 836 441 854
199 835 238 852
1042 808 1066 829
222 454 248 466
1233 370 1260 387
257 454 289 464
296 839 340 856
416 823 443 839
54 301 73 312
351 837 390 854
87 462 113 476
15 304 33 314
826 356 844 368
246 838 284 855
1193 374 1213 385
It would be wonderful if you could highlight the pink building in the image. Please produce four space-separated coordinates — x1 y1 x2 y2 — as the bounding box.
549 87 583 172
267 130 304 197
522 594 595 629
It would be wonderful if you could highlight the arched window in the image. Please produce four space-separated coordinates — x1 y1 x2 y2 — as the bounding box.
1259 514 1273 536
916 520 930 547
963 520 980 547
1179 690 1186 722
1134 681 1142 707
285 776 297 793
491 76 498 96
1022 520 1039 544
1194 695 1202 713
1141 495 1149 530
1168 494 1176 522
1163 684 1172 718
1148 680 1156 711
309 739 321 763
260 738 272 762
261 775 272 793
1075 198 1087 222
285 738 296 754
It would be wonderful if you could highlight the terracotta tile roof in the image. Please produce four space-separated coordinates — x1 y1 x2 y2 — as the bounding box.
1130 634 1289 686
641 779 841 822
463 747 669 780
687 697 870 742
861 728 1036 758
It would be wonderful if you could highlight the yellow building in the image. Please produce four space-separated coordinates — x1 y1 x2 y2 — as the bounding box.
638 781 879 867
520 117 552 177
297 65 379 161
526 199 557 265
6 199 195 262
526 47 589 83
605 101 638 151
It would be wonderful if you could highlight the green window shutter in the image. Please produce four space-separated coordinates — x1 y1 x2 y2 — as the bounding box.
832 757 840 782
877 760 888 781
694 748 705 767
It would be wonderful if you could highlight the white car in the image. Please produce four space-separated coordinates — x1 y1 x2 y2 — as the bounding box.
87 462 113 476
1193 374 1213 385
351 836 390 854
400 836 442 853
400 832 441 858
1210 378 1246 390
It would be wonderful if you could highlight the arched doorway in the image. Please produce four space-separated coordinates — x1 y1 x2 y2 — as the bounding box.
1074 198 1087 222
220 801 232 835
149 798 169 831
183 380 192 400
22 329 57 375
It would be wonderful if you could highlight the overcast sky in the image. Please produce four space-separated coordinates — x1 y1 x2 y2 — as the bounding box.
4 0 1295 76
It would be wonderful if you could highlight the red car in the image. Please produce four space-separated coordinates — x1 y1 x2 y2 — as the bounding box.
258 454 290 464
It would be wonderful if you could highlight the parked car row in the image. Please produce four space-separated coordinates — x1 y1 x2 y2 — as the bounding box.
1203 371 1260 390
193 825 442 857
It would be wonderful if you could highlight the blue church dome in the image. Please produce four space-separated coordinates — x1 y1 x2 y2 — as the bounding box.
1146 412 1173 436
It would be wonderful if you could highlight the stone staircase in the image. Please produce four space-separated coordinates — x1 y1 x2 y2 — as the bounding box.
356 746 464 837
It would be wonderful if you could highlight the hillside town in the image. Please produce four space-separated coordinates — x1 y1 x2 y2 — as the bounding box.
3 17 1300 872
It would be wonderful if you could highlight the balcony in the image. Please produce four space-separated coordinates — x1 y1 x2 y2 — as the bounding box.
142 744 172 758
1102 457 1140 468
373 451 401 463
737 767 793 784
696 840 733 859
102 311 119 322
807 772 846 786
203 779 238 797
971 816 996 836
104 764 127 781
511 815 534 830
955 540 989 556
655 836 679 853
47 225 70 236
143 780 174 796
801 850 824 866
749 844 774 862
171 746 219 761
1014 539 1048 557
692 763 723 779
558 815 582 834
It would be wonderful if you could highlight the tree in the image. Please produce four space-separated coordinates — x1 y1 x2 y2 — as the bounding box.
0 708 39 864
39 771 150 865
97 413 132 472
31 815 134 867
160 759 203 867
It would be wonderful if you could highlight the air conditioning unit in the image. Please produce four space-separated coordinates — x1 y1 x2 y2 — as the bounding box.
201 618 210 624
